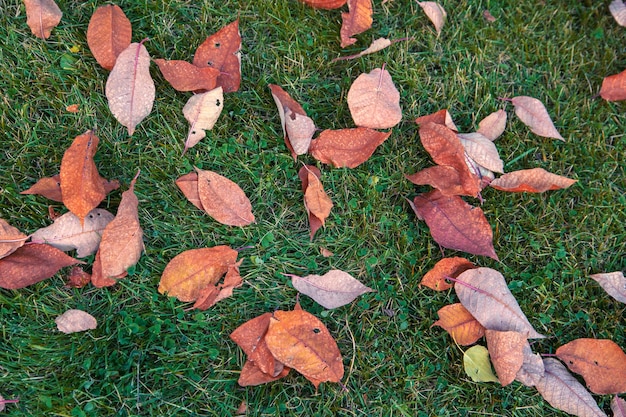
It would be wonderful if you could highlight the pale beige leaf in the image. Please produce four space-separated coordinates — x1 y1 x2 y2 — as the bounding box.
332 37 392 62
289 269 373 309
23 0 62 39
55 309 97 334
285 109 316 155
610 0 626 27
477 109 507 141
515 342 545 387
490 168 577 193
611 396 626 417
183 87 224 152
0 219 27 260
347 67 402 129
590 272 626 304
457 132 504 173
105 42 155 135
417 1 446 35
511 96 564 141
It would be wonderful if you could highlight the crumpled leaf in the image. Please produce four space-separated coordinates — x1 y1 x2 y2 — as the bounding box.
463 345 498 383
23 0 62 39
417 2 446 35
30 208 114 257
454 267 545 338
432 302 485 346
490 168 576 193
0 244 80 289
55 309 97 334
410 190 497 259
237 359 290 387
288 269 373 309
420 257 476 291
154 59 219 92
309 128 391 168
457 132 504 174
65 266 91 288
86 4 132 70
511 96 564 141
195 168 255 226
269 84 316 157
299 0 347 9
477 109 507 141
340 0 373 48
347 67 402 129
183 87 224 153
0 219 28 260
556 338 626 394
21 174 119 203
193 20 241 93
610 0 626 27
589 271 626 304
612 396 626 417
485 329 526 386
265 308 344 389
191 259 243 310
600 69 626 102
415 109 459 131
536 358 607 417
105 41 155 135
515 342 545 387
230 313 285 377
298 165 332 240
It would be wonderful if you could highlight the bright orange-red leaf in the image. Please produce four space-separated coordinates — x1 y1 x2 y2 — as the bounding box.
195 168 255 226
415 109 458 131
86 4 132 70
298 165 332 240
490 168 576 193
600 68 626 102
299 0 347 9
432 303 485 345
154 59 219 92
310 128 391 168
193 20 241 93
23 0 62 39
230 313 284 377
340 0 373 48
237 360 290 387
0 244 80 289
421 257 476 291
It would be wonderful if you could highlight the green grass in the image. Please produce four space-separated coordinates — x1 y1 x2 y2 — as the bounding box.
1 0 624 416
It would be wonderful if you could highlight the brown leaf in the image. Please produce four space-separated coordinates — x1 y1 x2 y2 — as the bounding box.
515 342 545 387
193 20 241 93
265 308 344 389
477 109 507 141
299 0 347 9
309 128 391 168
269 84 316 156
485 330 526 386
610 0 626 27
0 244 80 289
55 309 97 334
420 257 476 291
154 59 219 92
589 271 626 304
183 87 224 153
23 0 62 39
454 267 545 338
191 259 243 310
0 219 28 260
86 4 132 70
332 37 393 62
432 302 485 346
289 269 373 309
65 266 91 288
490 168 576 193
175 172 203 210
612 396 626 417
340 0 373 48
60 130 106 223
600 68 626 102
195 168 255 226
158 245 238 302
21 174 119 202
320 247 334 257
482 9 496 22
105 42 155 135
511 96 564 140
230 313 284 377
98 172 143 280
237 360 290 387
415 109 459 131
410 190 497 259
90 250 117 288
298 165 332 240
535 358 607 417
347 67 402 129
556 338 626 394
457 132 504 174
417 2 447 35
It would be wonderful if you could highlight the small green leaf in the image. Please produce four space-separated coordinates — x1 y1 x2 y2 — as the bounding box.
463 345 499 383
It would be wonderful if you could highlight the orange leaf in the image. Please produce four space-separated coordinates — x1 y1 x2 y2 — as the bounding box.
86 4 132 70
485 330 526 386
230 313 284 377
432 303 485 345
298 165 332 240
193 20 241 93
195 168 255 226
600 68 626 102
490 168 576 193
421 257 476 291
237 360 290 387
0 219 28 260
23 0 62 39
299 0 347 9
511 96 564 141
269 84 316 157
340 0 373 48
477 109 507 141
265 308 344 389
415 109 458 131
191 259 243 310
90 250 117 288
0 244 80 289
21 174 119 203
556 338 626 394
309 128 391 168
158 245 238 303
154 59 219 92
347 67 402 129
175 172 203 210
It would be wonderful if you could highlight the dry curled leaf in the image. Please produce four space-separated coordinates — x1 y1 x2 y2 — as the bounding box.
288 269 373 309
191 259 243 310
0 219 27 260
21 174 119 203
347 67 402 129
417 1 446 35
309 128 391 168
193 20 241 93
237 359 290 387
23 0 62 39
195 168 255 226
511 96 564 141
589 271 626 304
55 309 97 334
490 168 576 193
420 257 476 291
600 69 626 102
269 84 316 157
332 37 394 62
340 0 373 48
87 4 132 70
432 302 485 346
0 244 80 289
298 165 332 240
154 59 219 92
65 266 91 288
183 87 224 153
515 342 545 387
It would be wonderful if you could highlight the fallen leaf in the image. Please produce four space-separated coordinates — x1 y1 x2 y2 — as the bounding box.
420 257 476 291
320 247 334 257
463 345 499 383
347 67 402 129
298 165 332 240
86 4 132 70
21 174 119 203
265 308 344 389
415 109 458 131
66 104 79 113
0 244 80 289
485 330 526 386
55 309 97 334
454 267 545 338
30 208 114 257
90 250 115 288
235 400 248 415
299 0 347 9
477 109 507 141
195 168 255 226
515 342 545 387
511 96 564 141
60 130 106 223
309 128 391 168
183 87 224 152
175 172 203 211
65 266 91 288
457 132 504 173
288 269 373 309
340 0 373 48
105 41 155 135
230 312 284 377
158 245 238 302
535 358 607 417
489 168 577 193
332 37 393 62
237 359 290 386
410 190 497 259
483 9 496 22
193 20 241 93
417 2 446 35
269 84 316 156
600 69 626 102
556 338 626 394
0 219 28 260
589 271 626 304
612 396 626 417
154 59 219 92
23 0 62 39
610 0 626 27
432 302 485 345
191 259 243 310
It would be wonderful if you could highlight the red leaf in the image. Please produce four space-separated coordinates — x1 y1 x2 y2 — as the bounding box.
86 4 132 70
309 128 391 168
154 59 219 92
299 0 347 9
340 0 373 48
600 68 626 102
298 165 332 240
490 168 576 193
193 20 241 93
23 0 62 39
0 244 80 289
420 257 476 291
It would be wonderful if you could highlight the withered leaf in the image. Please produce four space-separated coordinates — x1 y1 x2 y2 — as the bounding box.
191 259 243 310
515 342 545 387
55 309 97 334
490 168 576 193
66 266 91 288
511 96 564 141
610 0 626 27
237 359 290 387
457 132 504 174
340 0 373 48
420 257 476 291
485 330 526 386
415 109 458 131
183 87 224 153
477 109 507 141
175 172 203 210
90 250 116 288
193 20 241 93
154 59 219 92
23 0 62 39
230 313 284 377
21 174 119 203
86 4 132 70
288 269 373 309
432 302 485 346
600 69 626 102
195 168 255 226
309 128 391 168
298 165 331 240
347 67 402 129
589 271 626 304
332 37 393 62
299 0 347 9
417 1 447 35
0 219 28 260
0 244 80 289
269 84 316 156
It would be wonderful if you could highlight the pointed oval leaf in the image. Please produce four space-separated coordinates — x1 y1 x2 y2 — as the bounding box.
417 2 447 35
347 68 402 129
302 167 333 226
457 132 504 173
421 257 476 291
490 168 577 193
589 272 626 304
21 174 118 203
193 20 241 93
432 303 485 346
230 313 283 377
55 309 97 334
415 109 459 131
0 244 80 289
340 0 373 48
600 69 626 102
463 345 499 383
298 165 327 240
154 59 219 92
87 4 132 70
485 330 526 386
511 96 564 140
477 109 507 141
610 0 626 27
290 269 373 309
23 0 62 39
195 168 255 226
0 219 27 260
175 172 203 211
269 84 315 155
105 42 155 135
310 128 391 168
183 87 224 152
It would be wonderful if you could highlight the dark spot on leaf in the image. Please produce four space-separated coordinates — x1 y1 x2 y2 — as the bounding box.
88 214 93 218
207 61 213 66
313 328 320 334
216 100 221 106
214 42 220 47
191 131 196 135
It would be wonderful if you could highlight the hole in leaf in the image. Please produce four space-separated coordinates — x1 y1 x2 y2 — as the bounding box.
313 328 320 334
88 214 93 218
207 61 213 66
214 42 220 47
216 100 221 106
191 131 196 135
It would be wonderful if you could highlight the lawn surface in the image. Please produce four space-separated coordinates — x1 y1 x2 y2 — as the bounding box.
0 0 624 416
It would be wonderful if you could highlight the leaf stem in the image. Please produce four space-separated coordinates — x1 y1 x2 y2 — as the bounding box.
444 275 486 293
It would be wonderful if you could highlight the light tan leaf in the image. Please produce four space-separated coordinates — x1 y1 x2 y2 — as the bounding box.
432 302 485 346
611 396 626 417
417 2 446 35
332 37 392 62
589 271 626 304
86 4 132 70
105 42 155 135
0 219 28 260
515 342 545 387
195 168 255 226
485 330 526 386
23 0 62 39
457 132 504 173
289 269 373 309
600 69 626 102
490 168 576 193
340 0 373 48
309 128 391 168
463 345 499 383
183 87 224 153
269 84 316 156
511 96 564 141
477 109 507 141
610 0 626 27
55 309 97 334
347 67 402 129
